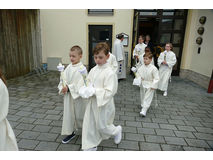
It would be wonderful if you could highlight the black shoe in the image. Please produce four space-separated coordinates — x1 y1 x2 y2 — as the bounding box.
62 132 76 144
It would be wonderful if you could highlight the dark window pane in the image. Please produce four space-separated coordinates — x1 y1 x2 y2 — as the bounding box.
173 33 182 44
160 33 171 43
174 19 184 30
161 19 173 30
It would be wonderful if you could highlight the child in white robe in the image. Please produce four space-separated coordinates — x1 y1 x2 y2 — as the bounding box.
133 52 159 117
79 42 122 151
133 35 147 69
58 46 87 144
157 43 177 96
0 69 18 151
138 47 155 67
107 52 118 74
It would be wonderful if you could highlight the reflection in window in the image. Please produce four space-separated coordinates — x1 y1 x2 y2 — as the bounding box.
174 19 184 30
160 33 171 43
173 33 182 44
161 19 173 30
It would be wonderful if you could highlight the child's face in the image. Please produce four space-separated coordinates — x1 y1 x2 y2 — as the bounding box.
143 57 152 65
69 51 82 64
165 44 171 51
138 38 143 44
94 50 109 66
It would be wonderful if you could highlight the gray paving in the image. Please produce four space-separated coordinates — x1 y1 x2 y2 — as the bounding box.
6 71 213 151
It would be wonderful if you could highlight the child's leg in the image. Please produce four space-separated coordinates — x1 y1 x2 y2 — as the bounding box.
140 89 155 116
140 86 145 108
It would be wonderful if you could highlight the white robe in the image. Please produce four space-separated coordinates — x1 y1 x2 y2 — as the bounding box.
81 63 119 150
113 39 126 79
157 51 177 91
107 52 118 74
136 64 159 111
133 43 155 68
0 79 18 151
58 62 87 135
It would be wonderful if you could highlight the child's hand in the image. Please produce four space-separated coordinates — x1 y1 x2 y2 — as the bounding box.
151 88 155 90
62 86 68 94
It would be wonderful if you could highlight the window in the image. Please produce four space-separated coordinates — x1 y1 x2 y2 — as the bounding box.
88 9 113 15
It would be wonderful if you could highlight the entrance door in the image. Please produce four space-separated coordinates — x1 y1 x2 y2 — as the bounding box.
132 9 188 76
88 25 112 70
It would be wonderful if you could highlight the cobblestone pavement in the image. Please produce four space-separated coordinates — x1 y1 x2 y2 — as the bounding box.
6 71 213 151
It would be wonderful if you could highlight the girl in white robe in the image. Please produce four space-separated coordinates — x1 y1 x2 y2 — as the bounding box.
107 52 118 73
58 46 87 144
0 71 18 151
157 43 177 96
133 53 159 117
79 42 122 151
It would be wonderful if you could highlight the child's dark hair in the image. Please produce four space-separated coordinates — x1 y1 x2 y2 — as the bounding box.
0 67 7 86
139 35 145 41
145 46 151 53
143 52 153 59
93 42 109 56
70 45 83 55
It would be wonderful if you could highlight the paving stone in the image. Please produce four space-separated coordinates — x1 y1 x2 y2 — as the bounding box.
155 129 175 136
176 125 196 132
145 135 165 144
159 124 177 130
45 115 61 121
35 142 60 151
137 128 156 135
125 121 142 128
164 137 187 146
57 144 80 151
103 147 125 151
18 139 39 150
118 140 139 150
139 142 161 151
99 138 118 148
36 133 58 142
122 126 137 133
161 144 184 151
185 138 210 148
16 111 32 117
193 133 213 141
152 118 169 124
33 119 52 125
183 146 206 151
194 127 213 134
18 131 40 140
32 125 52 132
16 123 35 131
168 119 185 125
125 133 145 142
142 122 159 129
174 131 195 138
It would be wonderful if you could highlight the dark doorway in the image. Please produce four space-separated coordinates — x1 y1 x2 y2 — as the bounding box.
132 9 188 76
88 25 112 70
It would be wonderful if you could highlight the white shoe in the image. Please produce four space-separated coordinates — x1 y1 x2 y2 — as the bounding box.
163 91 167 96
83 147 97 151
140 108 146 117
114 125 122 144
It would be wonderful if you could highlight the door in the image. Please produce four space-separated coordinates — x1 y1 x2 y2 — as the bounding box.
88 25 112 70
132 9 188 76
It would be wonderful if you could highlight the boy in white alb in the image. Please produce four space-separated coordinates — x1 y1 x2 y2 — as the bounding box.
157 43 176 96
0 68 18 151
58 46 87 144
133 52 159 117
79 42 122 151
133 35 147 68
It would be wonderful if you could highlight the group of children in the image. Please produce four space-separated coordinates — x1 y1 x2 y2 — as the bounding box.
58 43 122 151
0 37 176 151
132 35 177 117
